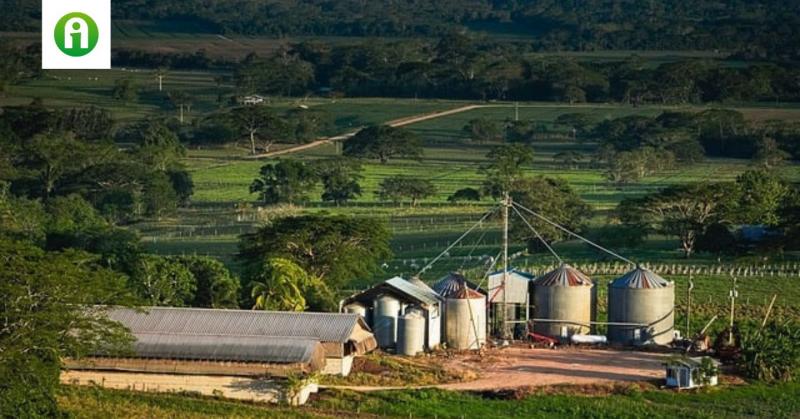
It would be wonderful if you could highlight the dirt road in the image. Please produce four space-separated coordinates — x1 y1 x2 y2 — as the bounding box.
323 347 667 392
243 104 483 159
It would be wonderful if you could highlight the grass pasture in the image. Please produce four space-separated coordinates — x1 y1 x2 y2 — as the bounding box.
59 381 800 418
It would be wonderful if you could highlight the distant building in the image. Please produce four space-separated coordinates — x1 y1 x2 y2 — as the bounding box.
664 357 720 389
240 95 265 105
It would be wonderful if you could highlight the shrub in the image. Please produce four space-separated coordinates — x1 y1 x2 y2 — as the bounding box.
739 321 800 383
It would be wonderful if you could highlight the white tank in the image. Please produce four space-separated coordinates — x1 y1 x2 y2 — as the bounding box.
445 288 486 350
374 295 400 348
344 303 367 318
397 312 426 356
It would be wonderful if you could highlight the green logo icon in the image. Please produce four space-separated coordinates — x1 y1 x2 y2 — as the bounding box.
54 12 99 57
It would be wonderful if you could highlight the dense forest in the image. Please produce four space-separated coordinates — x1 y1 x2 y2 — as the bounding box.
4 1 800 59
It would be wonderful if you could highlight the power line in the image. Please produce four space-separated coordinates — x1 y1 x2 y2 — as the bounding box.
511 205 563 265
512 201 636 266
416 206 500 278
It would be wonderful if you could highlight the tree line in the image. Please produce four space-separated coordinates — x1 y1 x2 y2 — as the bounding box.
8 0 800 59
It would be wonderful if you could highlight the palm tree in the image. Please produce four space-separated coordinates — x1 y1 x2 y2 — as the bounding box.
250 258 319 311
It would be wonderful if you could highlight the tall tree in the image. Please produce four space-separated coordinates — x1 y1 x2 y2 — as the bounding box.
128 254 196 306
250 159 318 204
618 183 737 258
229 105 287 155
480 144 534 198
511 177 591 245
463 118 502 143
239 215 391 309
173 255 240 309
343 125 422 164
377 175 436 207
0 239 134 417
316 158 363 205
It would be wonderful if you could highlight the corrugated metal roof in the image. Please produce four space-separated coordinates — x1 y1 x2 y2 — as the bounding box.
108 307 366 344
610 267 671 289
385 276 443 306
535 264 593 287
128 333 323 364
433 273 485 298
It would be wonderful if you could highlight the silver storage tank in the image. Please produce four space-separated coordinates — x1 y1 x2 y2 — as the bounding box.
397 312 426 356
445 288 487 350
607 266 675 346
532 264 595 338
374 295 401 349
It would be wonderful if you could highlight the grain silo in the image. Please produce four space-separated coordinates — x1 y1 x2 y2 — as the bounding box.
532 264 595 338
607 266 675 346
397 312 426 356
445 287 487 350
374 295 400 348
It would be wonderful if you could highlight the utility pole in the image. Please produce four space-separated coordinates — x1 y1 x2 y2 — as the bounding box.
502 192 510 340
686 276 694 338
729 276 738 344
514 102 519 122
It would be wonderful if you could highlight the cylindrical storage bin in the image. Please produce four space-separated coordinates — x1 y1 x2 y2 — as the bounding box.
532 264 594 338
344 303 367 317
374 295 400 349
445 288 487 350
397 312 426 356
607 267 675 346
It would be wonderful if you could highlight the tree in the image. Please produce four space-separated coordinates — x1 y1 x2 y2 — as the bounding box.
463 118 502 143
448 187 482 203
168 169 194 207
511 177 591 246
754 137 790 169
21 133 95 200
173 256 240 309
250 257 323 311
0 239 134 417
112 78 138 103
239 215 391 309
618 183 737 258
555 113 596 139
135 121 186 172
553 151 583 169
0 184 48 244
142 172 179 218
733 169 789 226
377 175 436 207
480 144 534 198
316 158 363 205
229 105 288 155
129 254 196 306
250 159 318 204
696 223 738 256
343 125 422 164
286 108 333 143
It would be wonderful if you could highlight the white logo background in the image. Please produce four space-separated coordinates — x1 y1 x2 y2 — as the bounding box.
42 0 111 69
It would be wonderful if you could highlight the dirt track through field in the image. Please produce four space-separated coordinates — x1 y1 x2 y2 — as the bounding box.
322 347 667 392
243 104 484 159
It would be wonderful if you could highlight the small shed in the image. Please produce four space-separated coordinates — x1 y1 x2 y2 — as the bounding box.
665 357 720 389
487 269 534 304
341 277 442 351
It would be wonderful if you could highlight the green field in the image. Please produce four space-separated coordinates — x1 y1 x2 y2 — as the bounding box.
60 382 800 418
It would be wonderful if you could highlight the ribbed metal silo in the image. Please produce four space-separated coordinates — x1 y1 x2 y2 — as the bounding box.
532 264 595 338
445 287 486 350
397 312 426 356
607 266 675 346
374 295 400 348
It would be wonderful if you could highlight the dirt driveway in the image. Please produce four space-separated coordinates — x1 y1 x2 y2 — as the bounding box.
438 347 667 391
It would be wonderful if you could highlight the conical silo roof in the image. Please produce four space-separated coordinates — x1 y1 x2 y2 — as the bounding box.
534 264 593 287
433 272 468 298
610 266 670 289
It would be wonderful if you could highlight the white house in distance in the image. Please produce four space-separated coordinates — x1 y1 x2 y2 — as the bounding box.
241 95 265 105
664 357 721 389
